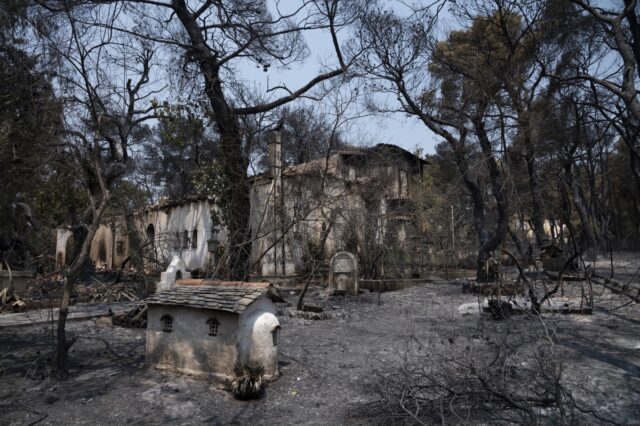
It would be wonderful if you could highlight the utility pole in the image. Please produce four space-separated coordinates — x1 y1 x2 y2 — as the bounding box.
269 130 283 275
451 204 456 266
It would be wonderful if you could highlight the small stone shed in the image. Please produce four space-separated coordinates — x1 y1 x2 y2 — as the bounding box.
145 283 280 382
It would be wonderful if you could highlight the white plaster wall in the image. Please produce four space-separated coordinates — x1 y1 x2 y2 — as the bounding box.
146 297 279 381
89 224 114 268
510 217 568 245
238 296 279 379
55 228 72 268
140 200 227 271
146 305 239 379
250 181 299 276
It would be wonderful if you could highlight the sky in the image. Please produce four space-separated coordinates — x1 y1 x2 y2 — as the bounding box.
229 5 446 156
63 1 456 157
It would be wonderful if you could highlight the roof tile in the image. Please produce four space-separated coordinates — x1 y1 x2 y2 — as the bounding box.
146 286 267 314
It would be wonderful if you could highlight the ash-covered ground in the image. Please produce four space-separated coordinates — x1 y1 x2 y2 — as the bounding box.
1 280 639 425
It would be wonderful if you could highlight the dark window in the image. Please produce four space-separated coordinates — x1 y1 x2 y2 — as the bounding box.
191 229 198 249
182 230 189 249
116 241 124 255
207 318 219 336
161 315 173 332
174 232 181 249
272 326 280 346
146 224 155 243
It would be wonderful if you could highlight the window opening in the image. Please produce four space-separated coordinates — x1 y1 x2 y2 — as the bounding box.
191 229 198 249
207 318 219 336
161 315 173 332
146 224 155 243
182 230 189 249
272 326 280 346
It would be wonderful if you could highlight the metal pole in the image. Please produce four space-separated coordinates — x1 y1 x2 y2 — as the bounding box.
281 147 285 277
451 205 456 266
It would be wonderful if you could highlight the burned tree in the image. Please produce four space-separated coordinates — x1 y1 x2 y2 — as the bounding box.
356 4 512 281
32 3 157 376
82 0 365 279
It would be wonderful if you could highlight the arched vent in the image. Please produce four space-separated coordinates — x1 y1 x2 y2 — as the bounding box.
272 326 280 346
207 318 219 336
161 315 173 332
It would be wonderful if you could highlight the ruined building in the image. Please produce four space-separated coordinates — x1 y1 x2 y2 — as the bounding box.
250 135 427 278
56 139 427 279
56 197 227 274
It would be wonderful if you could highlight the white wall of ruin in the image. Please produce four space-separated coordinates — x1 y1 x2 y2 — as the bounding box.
146 296 279 380
146 305 239 380
90 224 114 268
55 228 72 268
510 217 568 245
61 199 227 273
238 296 279 379
139 200 229 272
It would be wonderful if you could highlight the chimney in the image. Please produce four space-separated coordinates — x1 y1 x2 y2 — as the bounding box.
268 130 282 179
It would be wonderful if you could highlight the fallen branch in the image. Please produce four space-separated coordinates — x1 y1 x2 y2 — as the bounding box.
539 252 582 306
591 273 640 303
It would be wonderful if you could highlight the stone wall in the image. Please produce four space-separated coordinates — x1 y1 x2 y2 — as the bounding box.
249 144 426 278
0 270 33 296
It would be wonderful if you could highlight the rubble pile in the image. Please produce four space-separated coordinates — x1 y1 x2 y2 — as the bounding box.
1 270 151 313
111 304 147 328
0 287 26 311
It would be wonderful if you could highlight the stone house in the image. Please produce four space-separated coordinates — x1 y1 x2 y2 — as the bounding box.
56 140 427 278
249 138 427 278
145 282 280 381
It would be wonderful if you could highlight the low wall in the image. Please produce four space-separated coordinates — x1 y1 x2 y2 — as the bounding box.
253 275 305 288
360 278 425 292
0 270 34 296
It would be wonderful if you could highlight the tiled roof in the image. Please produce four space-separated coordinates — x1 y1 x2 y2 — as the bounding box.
145 285 267 314
175 279 272 289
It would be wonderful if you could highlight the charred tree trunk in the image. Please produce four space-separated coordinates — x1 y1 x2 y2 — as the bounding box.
473 103 510 282
53 193 109 378
171 1 345 278
508 227 526 259
561 151 598 253
443 130 499 281
219 137 251 279
585 144 608 251
297 211 335 310
69 210 88 263
448 139 488 251
173 3 251 278
523 147 547 248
